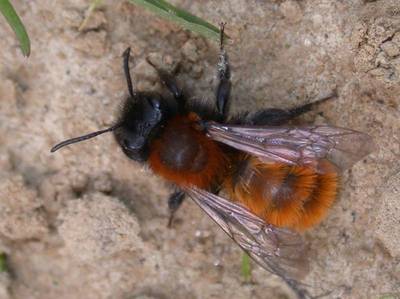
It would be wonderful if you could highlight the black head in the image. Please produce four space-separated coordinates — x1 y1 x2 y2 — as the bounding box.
113 93 172 162
50 47 176 159
50 92 174 161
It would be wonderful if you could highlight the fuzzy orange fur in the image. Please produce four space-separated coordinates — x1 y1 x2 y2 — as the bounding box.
148 115 227 189
150 115 338 230
225 156 338 230
292 160 338 230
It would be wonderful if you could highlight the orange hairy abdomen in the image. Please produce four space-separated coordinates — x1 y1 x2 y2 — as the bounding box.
225 156 338 231
148 115 227 190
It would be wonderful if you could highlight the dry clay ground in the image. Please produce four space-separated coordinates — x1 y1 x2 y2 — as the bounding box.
0 0 399 298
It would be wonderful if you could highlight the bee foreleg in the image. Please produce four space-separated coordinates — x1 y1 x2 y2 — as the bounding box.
167 190 186 228
146 58 185 110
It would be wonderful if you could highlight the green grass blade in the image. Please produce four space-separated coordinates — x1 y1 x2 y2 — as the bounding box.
241 253 252 282
79 0 103 31
0 253 7 273
127 0 221 40
0 0 31 56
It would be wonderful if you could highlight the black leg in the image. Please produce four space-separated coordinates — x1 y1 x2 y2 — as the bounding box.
249 108 293 126
288 91 336 118
146 58 185 110
215 22 231 120
167 191 185 228
123 47 135 98
249 92 337 126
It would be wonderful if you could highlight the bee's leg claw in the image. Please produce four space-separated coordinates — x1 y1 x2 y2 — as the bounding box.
167 191 185 228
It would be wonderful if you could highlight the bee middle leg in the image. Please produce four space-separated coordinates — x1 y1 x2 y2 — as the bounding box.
215 22 231 120
167 190 186 228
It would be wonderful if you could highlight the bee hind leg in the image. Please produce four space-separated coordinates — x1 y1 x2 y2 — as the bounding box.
248 108 294 126
167 190 186 228
249 91 337 126
215 22 231 120
287 90 337 119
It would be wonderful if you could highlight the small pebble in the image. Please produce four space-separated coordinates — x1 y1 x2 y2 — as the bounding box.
381 41 400 57
182 40 200 63
280 0 303 23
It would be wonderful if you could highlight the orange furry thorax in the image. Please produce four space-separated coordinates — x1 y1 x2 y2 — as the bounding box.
148 114 227 190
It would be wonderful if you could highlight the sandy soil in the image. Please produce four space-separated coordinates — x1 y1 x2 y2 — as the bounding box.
0 0 399 298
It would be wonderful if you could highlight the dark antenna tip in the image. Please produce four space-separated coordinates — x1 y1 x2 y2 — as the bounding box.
219 22 227 50
123 47 131 58
123 47 135 98
50 146 58 153
50 123 122 153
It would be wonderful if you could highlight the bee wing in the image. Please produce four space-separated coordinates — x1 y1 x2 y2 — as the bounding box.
183 186 312 298
205 122 375 170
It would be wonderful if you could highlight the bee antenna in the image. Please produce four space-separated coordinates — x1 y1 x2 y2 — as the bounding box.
123 47 135 98
50 123 122 153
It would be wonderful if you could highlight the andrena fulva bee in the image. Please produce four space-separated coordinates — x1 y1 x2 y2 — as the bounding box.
51 24 375 298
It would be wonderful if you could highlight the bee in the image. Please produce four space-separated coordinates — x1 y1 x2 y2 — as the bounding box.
51 24 374 298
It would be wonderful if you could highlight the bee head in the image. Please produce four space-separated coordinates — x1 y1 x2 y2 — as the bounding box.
50 47 177 160
113 93 171 162
50 92 174 163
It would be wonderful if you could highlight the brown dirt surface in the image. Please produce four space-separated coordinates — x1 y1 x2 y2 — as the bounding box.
0 0 399 299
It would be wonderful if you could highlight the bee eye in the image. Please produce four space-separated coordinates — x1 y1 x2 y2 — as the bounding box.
148 98 161 109
123 139 130 149
123 136 145 150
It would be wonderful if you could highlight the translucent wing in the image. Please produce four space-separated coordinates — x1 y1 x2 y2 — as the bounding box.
205 122 375 170
183 186 313 299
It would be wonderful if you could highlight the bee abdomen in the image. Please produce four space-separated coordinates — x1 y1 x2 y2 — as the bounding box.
225 156 338 231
